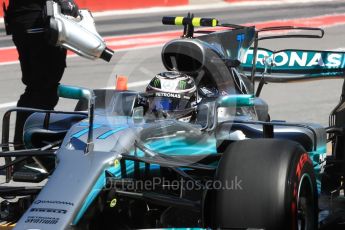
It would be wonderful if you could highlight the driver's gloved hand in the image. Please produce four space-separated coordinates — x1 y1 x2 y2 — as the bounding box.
56 0 79 17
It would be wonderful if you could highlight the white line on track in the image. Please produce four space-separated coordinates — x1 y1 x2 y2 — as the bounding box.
0 60 19 66
0 46 16 50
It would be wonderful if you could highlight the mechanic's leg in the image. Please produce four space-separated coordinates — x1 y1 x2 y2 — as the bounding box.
13 31 66 150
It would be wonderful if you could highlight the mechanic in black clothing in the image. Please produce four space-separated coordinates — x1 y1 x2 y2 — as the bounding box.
4 0 79 149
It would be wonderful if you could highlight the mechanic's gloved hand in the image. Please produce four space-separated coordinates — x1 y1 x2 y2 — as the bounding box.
57 0 79 17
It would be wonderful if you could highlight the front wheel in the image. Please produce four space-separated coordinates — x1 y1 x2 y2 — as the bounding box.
206 139 318 230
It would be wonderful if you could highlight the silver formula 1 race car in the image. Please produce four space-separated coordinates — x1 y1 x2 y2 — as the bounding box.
1 13 345 230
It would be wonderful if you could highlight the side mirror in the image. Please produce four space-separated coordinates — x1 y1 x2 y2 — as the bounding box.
58 85 95 153
202 94 254 132
58 85 93 101
216 94 254 108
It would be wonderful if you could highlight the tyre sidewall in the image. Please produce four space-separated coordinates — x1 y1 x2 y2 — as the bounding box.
286 151 318 230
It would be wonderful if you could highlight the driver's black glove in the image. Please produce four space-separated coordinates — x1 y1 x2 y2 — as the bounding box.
56 0 79 17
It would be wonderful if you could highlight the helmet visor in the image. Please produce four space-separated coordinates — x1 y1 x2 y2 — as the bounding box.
148 97 190 112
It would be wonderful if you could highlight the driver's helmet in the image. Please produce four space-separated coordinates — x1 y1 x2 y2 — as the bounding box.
145 71 197 122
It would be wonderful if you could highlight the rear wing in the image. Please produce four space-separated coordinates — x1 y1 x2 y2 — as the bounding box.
243 26 345 83
241 48 345 82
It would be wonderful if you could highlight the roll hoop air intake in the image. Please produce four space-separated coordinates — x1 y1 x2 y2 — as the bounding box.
45 1 114 62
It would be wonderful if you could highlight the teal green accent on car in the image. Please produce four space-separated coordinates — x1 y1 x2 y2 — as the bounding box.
143 137 217 156
217 94 254 107
242 48 345 73
58 85 92 100
72 124 102 138
77 117 132 129
77 122 89 127
72 121 128 139
97 126 128 139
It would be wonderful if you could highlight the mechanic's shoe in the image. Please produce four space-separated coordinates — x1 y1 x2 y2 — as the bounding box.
13 165 48 183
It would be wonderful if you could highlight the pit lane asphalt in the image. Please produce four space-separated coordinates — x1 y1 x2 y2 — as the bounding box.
0 0 345 138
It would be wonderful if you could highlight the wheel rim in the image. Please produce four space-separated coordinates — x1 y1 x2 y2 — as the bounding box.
297 174 315 230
